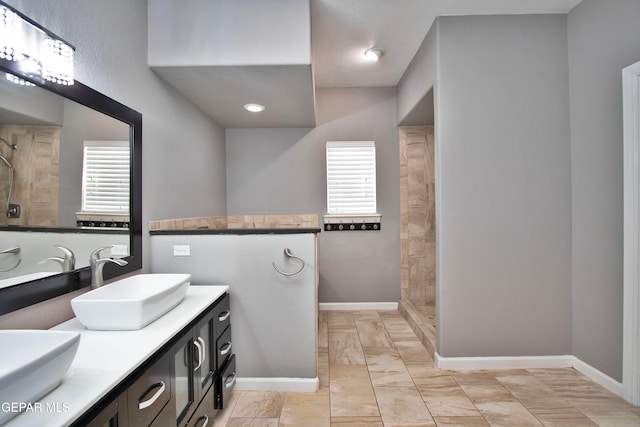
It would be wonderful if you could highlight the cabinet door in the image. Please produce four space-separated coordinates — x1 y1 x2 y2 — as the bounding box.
183 385 216 427
127 353 171 427
194 315 214 395
85 393 127 427
173 333 196 426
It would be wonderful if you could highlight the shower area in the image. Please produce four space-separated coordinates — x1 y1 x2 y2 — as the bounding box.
398 125 437 357
0 126 61 227
0 136 17 220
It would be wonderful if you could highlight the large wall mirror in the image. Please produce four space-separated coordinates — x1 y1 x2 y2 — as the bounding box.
0 58 142 316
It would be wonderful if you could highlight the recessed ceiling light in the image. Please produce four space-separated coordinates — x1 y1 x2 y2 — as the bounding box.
243 103 265 113
364 48 383 62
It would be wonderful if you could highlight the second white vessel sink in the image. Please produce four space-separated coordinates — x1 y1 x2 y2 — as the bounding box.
71 273 191 330
0 330 80 425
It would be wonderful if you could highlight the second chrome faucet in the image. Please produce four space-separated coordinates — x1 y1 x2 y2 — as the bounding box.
90 246 128 289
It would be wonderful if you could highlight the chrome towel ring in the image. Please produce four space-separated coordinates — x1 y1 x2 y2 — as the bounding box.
272 248 305 277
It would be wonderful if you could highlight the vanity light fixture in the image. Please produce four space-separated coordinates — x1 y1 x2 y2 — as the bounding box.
243 103 265 113
364 47 384 62
0 0 74 85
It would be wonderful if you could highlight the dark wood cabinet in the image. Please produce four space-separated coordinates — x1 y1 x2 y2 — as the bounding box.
76 292 235 427
172 293 235 426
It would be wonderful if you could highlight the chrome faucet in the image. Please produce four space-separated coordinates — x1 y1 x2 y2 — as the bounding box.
90 246 128 289
41 245 75 272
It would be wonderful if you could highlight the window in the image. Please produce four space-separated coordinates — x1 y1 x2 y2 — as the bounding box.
81 141 130 213
326 141 377 215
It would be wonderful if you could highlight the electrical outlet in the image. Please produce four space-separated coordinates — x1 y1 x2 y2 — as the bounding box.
111 244 129 256
173 245 191 257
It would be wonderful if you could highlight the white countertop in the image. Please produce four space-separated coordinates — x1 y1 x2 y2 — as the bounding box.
4 285 229 427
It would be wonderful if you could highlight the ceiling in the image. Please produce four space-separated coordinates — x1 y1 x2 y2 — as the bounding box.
312 0 584 88
151 0 584 128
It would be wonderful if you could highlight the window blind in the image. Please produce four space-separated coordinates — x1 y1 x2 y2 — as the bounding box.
326 141 377 215
81 141 130 213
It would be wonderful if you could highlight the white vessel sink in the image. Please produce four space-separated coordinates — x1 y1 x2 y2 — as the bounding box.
0 330 80 425
71 273 191 330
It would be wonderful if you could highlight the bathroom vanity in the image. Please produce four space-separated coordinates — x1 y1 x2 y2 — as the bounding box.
4 286 234 427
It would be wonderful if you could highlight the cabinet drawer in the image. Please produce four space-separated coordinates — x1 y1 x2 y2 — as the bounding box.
215 354 236 410
215 325 232 371
184 384 217 427
128 354 171 427
212 293 231 339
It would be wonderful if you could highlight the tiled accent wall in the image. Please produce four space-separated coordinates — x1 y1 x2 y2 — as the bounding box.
149 214 319 231
0 126 61 227
399 126 435 304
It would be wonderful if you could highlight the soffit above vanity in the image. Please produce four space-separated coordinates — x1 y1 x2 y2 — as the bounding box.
147 0 315 129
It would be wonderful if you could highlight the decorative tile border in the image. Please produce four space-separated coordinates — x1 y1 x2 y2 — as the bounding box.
149 214 318 231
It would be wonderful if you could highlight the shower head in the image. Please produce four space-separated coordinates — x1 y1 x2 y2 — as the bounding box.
0 138 16 151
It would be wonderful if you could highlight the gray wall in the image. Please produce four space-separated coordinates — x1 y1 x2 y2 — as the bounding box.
5 0 228 272
226 87 401 303
396 20 438 125
568 0 640 381
435 15 573 358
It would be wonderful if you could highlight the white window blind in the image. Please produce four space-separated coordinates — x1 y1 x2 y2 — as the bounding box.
81 141 130 213
326 141 377 215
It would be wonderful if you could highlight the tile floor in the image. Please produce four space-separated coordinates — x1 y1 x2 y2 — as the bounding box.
213 310 640 427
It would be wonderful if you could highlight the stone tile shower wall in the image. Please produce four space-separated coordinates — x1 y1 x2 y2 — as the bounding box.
399 126 435 304
0 126 60 227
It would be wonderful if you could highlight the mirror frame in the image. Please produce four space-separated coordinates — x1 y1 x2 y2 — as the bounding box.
0 58 142 315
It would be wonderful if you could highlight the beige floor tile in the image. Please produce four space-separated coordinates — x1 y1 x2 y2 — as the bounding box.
230 391 285 418
407 366 452 379
319 318 329 348
395 340 434 365
458 384 517 404
582 410 640 427
432 417 490 427
452 370 526 386
330 365 380 417
424 395 480 418
328 311 357 331
319 347 330 387
353 311 382 321
279 388 330 427
225 418 280 427
414 375 461 397
374 386 435 426
364 347 415 387
533 409 597 426
330 332 366 365
475 401 543 427
216 310 640 427
356 320 394 347
495 375 573 414
331 416 384 426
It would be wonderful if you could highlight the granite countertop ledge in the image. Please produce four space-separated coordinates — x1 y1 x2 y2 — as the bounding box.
5 285 229 427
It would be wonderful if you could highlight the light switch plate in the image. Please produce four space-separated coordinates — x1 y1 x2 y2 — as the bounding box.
111 244 129 256
173 245 191 257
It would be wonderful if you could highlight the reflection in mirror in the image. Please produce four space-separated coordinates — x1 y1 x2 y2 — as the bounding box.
0 58 142 315
0 76 131 286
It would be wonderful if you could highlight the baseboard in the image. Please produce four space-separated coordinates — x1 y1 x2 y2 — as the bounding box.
434 352 625 400
572 356 624 397
235 377 319 392
434 353 573 370
319 302 398 311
